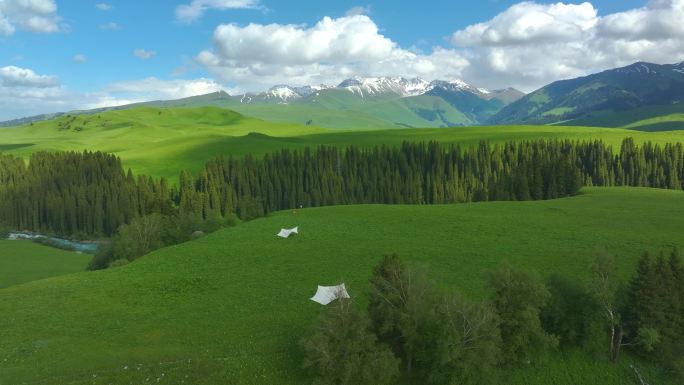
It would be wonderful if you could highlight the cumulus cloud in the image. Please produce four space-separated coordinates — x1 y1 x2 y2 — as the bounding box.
195 15 469 91
133 49 156 60
176 0 261 22
0 0 62 35
80 78 231 109
73 54 86 63
452 0 684 91
0 65 65 120
95 3 112 11
0 66 58 87
102 77 227 99
0 69 233 121
99 21 120 30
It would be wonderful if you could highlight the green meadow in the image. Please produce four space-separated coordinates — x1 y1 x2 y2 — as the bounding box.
1 187 682 384
0 240 91 289
2 106 684 182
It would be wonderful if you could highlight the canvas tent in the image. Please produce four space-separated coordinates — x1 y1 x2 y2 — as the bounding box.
277 226 298 238
310 284 350 305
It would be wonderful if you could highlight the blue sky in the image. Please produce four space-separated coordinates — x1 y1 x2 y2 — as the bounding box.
1 0 683 120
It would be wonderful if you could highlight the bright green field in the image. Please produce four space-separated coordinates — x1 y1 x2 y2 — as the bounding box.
0 240 90 289
1 187 682 384
3 106 684 182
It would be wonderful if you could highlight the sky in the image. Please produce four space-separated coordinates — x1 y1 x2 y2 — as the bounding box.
1 0 684 121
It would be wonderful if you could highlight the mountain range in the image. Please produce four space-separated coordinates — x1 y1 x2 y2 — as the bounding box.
490 61 684 130
1 76 523 129
2 61 684 131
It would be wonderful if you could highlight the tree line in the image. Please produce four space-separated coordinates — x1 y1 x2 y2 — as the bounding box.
301 250 684 385
180 138 682 221
0 151 171 238
1 138 682 239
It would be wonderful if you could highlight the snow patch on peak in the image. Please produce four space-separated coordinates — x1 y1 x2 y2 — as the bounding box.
265 85 301 103
294 84 330 96
616 62 659 75
428 79 475 92
477 87 491 94
337 76 431 97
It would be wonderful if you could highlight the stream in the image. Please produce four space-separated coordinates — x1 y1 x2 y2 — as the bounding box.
7 232 100 254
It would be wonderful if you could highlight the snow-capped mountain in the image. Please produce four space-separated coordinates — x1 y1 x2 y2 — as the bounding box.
235 76 505 104
233 76 523 109
263 85 301 103
336 76 433 97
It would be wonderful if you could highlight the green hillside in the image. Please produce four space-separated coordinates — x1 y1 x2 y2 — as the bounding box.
0 240 90 288
1 187 682 384
229 104 398 129
561 102 684 131
490 62 684 126
358 95 474 127
3 105 684 182
0 106 325 180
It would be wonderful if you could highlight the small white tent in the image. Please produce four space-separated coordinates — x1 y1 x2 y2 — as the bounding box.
310 284 350 305
277 226 298 238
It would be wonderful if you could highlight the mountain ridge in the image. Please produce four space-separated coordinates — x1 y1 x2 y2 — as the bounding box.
489 61 684 127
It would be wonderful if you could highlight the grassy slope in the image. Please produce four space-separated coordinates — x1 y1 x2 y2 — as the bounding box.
0 240 90 289
358 95 473 127
0 106 325 180
562 102 684 131
4 106 684 182
229 104 398 129
1 187 682 384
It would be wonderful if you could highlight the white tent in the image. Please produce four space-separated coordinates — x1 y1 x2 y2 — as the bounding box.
310 284 350 305
277 226 298 238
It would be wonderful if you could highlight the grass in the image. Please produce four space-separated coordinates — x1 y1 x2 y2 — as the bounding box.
0 187 682 384
564 102 684 131
0 240 90 289
3 106 684 182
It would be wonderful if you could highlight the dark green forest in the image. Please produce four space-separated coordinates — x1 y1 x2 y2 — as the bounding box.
1 138 682 238
302 251 684 384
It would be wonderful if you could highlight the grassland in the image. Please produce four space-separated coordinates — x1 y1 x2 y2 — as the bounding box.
2 106 684 182
0 240 90 289
1 187 682 384
563 102 684 131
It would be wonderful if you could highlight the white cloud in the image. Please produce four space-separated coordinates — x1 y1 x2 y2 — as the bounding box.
95 3 112 11
0 0 61 35
0 65 65 120
73 54 86 63
99 21 120 30
0 66 58 87
97 77 230 102
0 69 234 121
176 0 261 22
195 15 469 91
452 0 684 91
346 5 371 16
133 49 156 60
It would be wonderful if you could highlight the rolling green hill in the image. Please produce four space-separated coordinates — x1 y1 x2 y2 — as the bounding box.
559 102 684 131
0 187 682 384
0 106 325 180
0 240 90 289
3 106 684 182
490 61 684 126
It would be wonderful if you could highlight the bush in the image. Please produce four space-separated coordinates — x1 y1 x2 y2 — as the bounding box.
87 242 114 271
107 259 130 268
301 298 399 385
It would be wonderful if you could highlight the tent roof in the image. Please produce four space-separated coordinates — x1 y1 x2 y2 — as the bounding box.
277 226 298 238
310 284 350 305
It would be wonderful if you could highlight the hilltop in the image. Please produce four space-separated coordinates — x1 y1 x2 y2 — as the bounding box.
1 187 682 384
490 61 684 130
